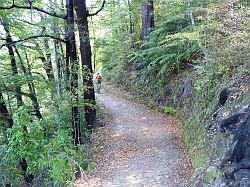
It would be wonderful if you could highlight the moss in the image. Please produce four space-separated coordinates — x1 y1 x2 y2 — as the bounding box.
184 119 208 170
203 170 219 183
162 106 177 116
191 152 207 169
183 129 191 148
183 116 207 149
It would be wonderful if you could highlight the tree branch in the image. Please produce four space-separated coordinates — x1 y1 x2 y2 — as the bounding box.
0 87 32 98
0 3 66 19
88 0 106 16
15 18 44 28
0 35 66 49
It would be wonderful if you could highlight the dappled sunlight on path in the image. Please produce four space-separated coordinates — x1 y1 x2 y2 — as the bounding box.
76 87 191 187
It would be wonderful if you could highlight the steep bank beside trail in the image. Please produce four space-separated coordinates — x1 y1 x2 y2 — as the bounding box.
99 0 249 185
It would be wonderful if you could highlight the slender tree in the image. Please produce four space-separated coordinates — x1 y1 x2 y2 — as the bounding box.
14 47 43 119
187 0 195 26
1 19 24 107
141 0 154 40
1 20 34 184
127 0 136 48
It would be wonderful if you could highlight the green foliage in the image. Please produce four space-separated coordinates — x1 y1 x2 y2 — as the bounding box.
0 0 249 185
96 0 249 184
191 152 207 169
162 106 177 116
97 0 202 104
203 170 220 183
0 107 91 185
0 0 97 186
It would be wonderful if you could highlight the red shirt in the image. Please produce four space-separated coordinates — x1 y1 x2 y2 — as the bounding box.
96 75 102 81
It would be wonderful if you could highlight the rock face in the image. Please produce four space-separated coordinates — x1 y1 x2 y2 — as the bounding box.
217 105 250 187
212 88 231 118
180 78 192 107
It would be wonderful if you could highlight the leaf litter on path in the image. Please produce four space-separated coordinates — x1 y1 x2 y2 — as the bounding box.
75 87 192 187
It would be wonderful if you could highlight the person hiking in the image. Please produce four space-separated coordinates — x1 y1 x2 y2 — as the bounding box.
95 73 102 93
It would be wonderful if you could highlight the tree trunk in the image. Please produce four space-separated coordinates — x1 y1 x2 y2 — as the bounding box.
90 17 96 72
2 21 24 107
0 92 13 128
36 16 55 82
1 20 36 184
43 38 55 81
54 40 62 95
187 0 195 26
141 0 154 40
127 0 135 48
25 51 43 119
65 26 71 86
66 0 82 145
36 43 55 82
14 47 42 119
53 8 62 96
74 0 96 130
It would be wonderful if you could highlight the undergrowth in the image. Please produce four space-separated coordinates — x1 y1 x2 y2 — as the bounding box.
99 0 250 185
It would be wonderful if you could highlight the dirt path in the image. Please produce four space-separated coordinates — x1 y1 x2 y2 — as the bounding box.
78 88 191 187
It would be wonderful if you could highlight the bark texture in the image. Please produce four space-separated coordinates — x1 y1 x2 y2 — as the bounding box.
75 0 96 130
141 0 154 40
2 21 24 107
0 92 13 128
67 0 82 145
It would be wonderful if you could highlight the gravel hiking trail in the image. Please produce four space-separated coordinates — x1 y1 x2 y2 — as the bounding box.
77 87 192 187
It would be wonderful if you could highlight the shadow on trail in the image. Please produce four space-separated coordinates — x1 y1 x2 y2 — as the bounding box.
77 88 192 187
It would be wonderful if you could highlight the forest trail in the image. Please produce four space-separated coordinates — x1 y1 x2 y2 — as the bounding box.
78 86 191 187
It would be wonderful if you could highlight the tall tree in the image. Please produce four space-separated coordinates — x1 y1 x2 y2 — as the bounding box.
187 0 195 26
66 0 82 145
141 0 154 40
1 19 24 107
15 47 43 119
1 20 34 184
0 0 97 184
74 0 105 130
128 0 135 48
